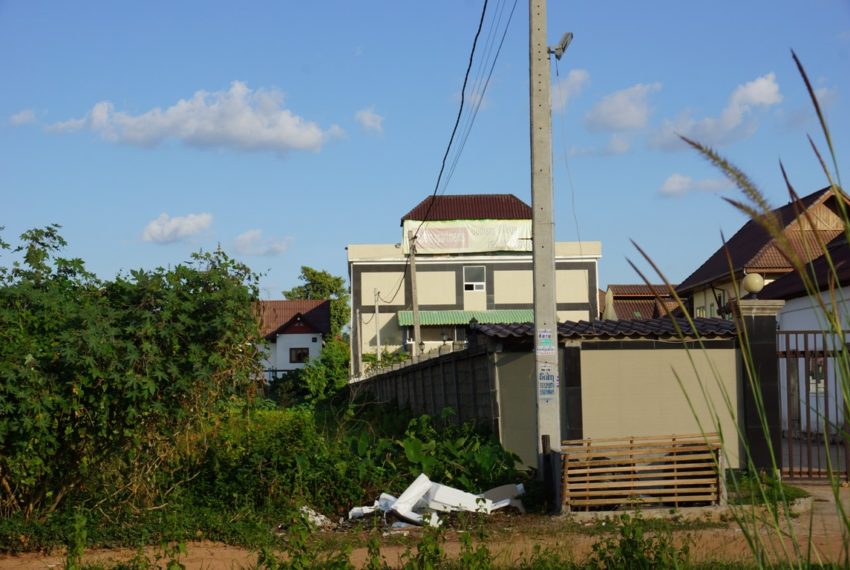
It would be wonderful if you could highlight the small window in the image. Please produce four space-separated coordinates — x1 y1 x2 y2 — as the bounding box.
290 347 310 364
312 337 318 343
463 266 486 291
695 306 706 318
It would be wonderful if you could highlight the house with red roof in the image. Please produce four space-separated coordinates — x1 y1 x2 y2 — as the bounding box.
676 186 848 318
347 194 602 376
258 299 331 378
601 284 677 320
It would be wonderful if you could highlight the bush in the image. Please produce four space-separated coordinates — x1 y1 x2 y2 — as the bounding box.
0 227 263 519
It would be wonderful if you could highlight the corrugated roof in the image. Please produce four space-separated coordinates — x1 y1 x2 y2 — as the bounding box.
397 309 533 326
401 194 532 224
470 318 736 341
258 300 331 338
677 187 840 293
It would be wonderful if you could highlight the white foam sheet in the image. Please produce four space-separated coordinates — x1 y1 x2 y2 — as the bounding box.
348 474 526 527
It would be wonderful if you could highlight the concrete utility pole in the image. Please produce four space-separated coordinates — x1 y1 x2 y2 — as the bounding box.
529 0 561 467
374 289 382 362
408 231 422 356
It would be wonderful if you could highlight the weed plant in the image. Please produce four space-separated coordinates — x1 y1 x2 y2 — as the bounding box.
630 51 850 568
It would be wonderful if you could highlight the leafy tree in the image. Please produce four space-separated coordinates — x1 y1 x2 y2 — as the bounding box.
282 266 349 337
0 227 263 519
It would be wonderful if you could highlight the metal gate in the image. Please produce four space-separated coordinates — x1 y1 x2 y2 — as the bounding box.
777 330 850 479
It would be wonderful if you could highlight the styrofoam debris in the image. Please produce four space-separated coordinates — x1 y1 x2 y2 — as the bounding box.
348 474 525 527
300 506 333 528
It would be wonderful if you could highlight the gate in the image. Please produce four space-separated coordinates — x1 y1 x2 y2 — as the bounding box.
777 330 850 479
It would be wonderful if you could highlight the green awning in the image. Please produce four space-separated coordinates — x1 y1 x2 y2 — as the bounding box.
397 309 533 326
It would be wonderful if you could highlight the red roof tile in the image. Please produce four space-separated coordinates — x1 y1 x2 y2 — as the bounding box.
608 284 675 297
677 187 844 293
613 299 657 319
762 235 850 300
401 194 532 224
258 300 331 338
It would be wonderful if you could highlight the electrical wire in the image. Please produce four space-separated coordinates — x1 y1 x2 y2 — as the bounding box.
442 0 519 193
374 0 496 310
413 0 490 240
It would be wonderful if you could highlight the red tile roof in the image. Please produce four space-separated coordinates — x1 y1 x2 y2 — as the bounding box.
258 300 331 339
613 299 657 320
677 187 843 293
401 194 532 224
608 284 675 297
762 234 850 300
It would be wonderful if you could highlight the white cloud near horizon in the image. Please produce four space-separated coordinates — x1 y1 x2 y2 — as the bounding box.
48 81 343 155
585 82 661 131
355 107 384 133
10 109 36 126
659 173 732 197
551 69 590 113
233 229 291 257
142 212 212 244
653 73 783 149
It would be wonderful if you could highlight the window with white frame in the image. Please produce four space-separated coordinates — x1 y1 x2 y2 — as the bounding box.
463 266 486 291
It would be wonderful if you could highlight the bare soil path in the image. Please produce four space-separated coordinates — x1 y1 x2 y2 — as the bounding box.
2 484 846 569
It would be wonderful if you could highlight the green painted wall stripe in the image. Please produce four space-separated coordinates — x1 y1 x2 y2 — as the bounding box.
397 309 533 326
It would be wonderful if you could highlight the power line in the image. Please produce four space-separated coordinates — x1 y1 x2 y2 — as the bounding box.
443 0 518 193
414 0 490 239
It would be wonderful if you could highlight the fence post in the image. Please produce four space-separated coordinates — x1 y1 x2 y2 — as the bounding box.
733 299 785 474
541 435 561 514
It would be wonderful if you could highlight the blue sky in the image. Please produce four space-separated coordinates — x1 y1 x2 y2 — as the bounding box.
3 1 849 297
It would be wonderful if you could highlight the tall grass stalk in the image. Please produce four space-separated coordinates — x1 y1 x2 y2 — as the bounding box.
629 52 849 568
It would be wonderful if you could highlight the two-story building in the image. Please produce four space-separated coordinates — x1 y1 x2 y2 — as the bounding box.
347 194 601 377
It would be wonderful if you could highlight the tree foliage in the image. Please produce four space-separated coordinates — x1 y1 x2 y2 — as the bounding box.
0 226 263 518
282 266 349 337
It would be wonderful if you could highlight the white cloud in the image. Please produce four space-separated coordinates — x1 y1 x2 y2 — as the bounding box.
551 69 590 113
585 82 661 131
355 107 384 133
659 173 731 197
9 109 35 126
653 73 783 149
141 212 212 244
49 81 343 155
233 229 291 256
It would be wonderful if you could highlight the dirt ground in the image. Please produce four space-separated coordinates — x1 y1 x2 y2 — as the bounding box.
2 484 847 569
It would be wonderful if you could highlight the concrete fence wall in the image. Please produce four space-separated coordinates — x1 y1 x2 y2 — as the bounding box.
352 348 500 434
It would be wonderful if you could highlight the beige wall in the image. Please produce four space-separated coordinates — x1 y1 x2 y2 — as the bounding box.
495 352 538 467
558 310 589 323
556 269 589 303
418 271 457 305
358 311 404 354
463 289 487 311
494 270 533 304
581 347 742 467
360 272 406 306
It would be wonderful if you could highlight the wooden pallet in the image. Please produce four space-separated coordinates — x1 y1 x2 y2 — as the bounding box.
561 433 724 512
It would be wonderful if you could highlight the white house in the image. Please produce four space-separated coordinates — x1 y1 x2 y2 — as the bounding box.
259 299 331 379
